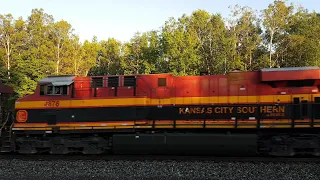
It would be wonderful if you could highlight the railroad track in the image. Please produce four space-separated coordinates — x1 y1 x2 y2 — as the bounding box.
0 154 320 163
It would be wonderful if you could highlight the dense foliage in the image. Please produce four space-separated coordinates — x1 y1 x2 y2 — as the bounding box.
0 0 320 98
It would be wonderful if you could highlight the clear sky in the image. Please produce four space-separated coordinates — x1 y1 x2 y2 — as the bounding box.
1 0 319 43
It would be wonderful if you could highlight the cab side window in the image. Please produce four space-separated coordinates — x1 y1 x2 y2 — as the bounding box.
40 85 45 95
40 85 68 96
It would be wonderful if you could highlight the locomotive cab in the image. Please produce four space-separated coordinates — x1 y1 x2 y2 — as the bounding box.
38 75 75 97
14 75 76 120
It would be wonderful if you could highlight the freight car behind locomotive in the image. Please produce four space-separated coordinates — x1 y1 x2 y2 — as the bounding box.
0 82 14 153
0 82 13 122
8 66 320 156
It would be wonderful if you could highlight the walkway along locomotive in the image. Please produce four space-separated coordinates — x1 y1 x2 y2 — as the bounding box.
3 66 320 156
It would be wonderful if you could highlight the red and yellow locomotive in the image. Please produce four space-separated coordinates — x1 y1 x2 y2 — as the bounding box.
7 66 320 156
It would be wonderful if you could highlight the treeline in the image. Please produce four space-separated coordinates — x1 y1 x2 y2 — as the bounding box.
1 0 320 98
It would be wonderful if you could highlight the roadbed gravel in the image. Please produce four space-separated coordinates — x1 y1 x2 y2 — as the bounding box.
0 159 319 180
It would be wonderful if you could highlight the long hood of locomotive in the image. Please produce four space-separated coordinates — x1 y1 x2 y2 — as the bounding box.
13 96 289 125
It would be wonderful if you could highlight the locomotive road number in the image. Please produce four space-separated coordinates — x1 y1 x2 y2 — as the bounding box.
44 100 60 107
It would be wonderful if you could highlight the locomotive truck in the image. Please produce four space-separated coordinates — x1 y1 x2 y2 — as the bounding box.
2 66 320 156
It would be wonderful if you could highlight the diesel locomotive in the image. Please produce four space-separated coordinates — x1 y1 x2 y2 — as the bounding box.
3 66 320 156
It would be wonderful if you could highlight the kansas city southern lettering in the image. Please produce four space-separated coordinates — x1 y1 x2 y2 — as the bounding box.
178 105 285 116
178 107 234 114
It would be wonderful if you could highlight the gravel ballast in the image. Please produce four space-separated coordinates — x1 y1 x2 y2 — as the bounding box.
0 159 319 180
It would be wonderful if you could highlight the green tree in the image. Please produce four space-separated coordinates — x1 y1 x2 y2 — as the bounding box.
99 38 123 75
53 20 73 75
228 5 262 71
25 8 55 77
277 9 320 67
82 36 100 76
0 14 15 79
0 5 320 98
162 15 200 76
262 0 294 67
70 34 82 75
188 10 231 74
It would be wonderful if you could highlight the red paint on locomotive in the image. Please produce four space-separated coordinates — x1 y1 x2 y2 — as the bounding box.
15 67 320 104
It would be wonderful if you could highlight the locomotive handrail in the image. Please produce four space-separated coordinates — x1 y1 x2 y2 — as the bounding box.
0 111 12 137
9 112 14 130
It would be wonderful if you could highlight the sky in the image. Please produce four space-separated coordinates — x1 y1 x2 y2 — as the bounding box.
0 0 319 43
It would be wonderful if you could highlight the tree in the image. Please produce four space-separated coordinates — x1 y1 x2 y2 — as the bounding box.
0 14 15 79
25 8 55 77
162 15 200 76
277 10 320 67
0 5 320 98
228 5 262 71
82 36 100 76
70 34 81 75
89 38 123 75
53 20 73 74
187 10 232 74
262 0 293 67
